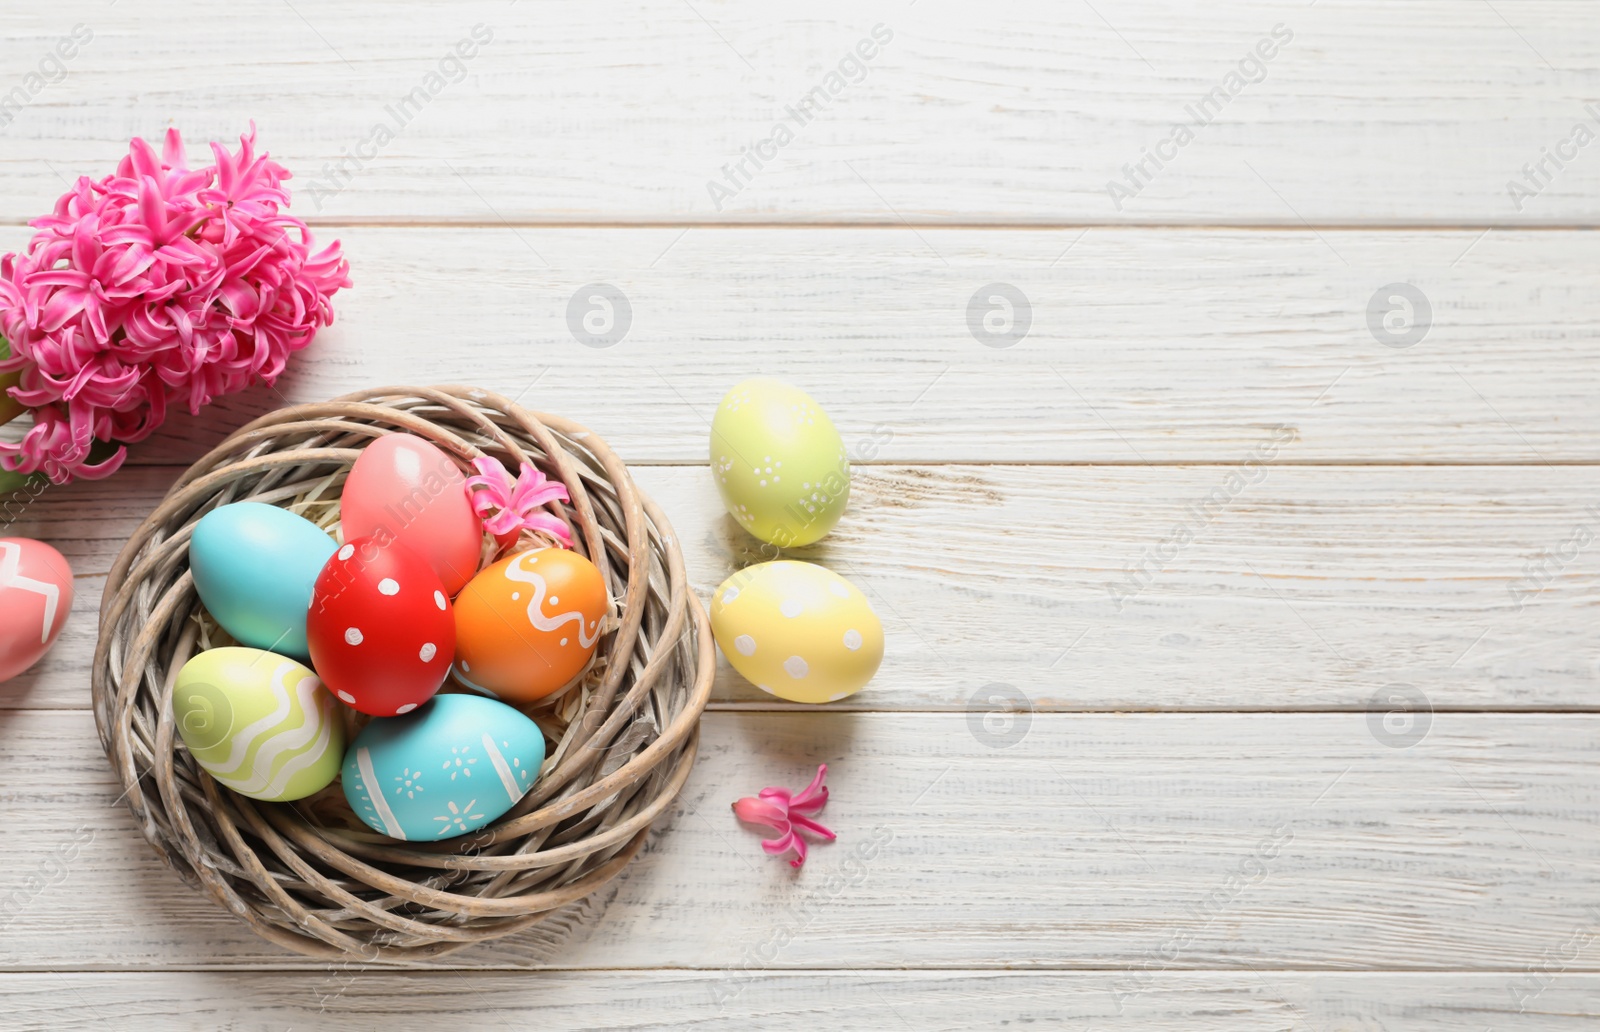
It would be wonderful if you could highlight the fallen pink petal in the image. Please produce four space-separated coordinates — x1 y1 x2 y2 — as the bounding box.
731 763 836 869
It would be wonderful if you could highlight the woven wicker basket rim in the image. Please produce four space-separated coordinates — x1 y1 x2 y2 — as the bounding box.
90 385 712 960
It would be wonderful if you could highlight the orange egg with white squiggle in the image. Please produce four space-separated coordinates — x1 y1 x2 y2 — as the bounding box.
451 548 608 703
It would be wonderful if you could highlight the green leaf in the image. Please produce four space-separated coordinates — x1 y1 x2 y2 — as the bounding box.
0 334 21 427
0 468 45 497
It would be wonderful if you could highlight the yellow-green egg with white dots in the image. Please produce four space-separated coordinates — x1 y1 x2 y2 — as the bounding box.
710 378 849 547
710 560 883 704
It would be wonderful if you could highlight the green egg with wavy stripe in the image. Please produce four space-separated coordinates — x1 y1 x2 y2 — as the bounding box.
173 646 345 802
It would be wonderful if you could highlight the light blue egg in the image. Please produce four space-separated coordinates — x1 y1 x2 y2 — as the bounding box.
190 501 337 661
342 693 546 841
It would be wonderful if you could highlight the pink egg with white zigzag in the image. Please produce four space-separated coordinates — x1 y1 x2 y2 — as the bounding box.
0 537 72 682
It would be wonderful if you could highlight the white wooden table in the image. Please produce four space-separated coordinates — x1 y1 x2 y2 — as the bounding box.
4 2 1599 1028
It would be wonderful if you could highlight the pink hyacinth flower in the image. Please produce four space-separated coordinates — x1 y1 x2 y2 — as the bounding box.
464 455 573 545
0 124 349 483
731 764 836 869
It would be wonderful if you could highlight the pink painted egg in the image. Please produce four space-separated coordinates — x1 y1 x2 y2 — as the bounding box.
0 537 72 682
341 434 482 595
306 536 456 716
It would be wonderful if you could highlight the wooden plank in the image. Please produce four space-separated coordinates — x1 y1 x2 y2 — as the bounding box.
3 709 1598 971
0 225 1580 466
6 0 1589 1010
6 971 1599 1030
1 2 1597 224
8 463 1600 713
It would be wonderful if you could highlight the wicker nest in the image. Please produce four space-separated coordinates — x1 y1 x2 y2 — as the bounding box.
91 386 712 960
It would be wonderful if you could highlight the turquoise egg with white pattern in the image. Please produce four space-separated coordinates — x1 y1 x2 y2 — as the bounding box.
173 647 345 802
341 692 546 841
710 378 850 547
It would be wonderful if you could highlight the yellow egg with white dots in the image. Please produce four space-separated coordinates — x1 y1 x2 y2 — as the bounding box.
710 560 884 704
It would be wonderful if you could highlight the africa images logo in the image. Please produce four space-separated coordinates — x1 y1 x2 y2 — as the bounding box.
1105 23 1294 211
705 24 895 211
305 24 495 210
0 24 93 131
1505 103 1600 212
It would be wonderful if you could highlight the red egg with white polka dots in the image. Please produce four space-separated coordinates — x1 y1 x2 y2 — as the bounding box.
306 535 456 716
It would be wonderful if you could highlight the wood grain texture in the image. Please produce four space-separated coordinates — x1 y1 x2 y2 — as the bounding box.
6 971 1599 1030
3 709 1598 972
3 0 1596 1017
0 225 1585 466
1 2 1596 225
7 463 1600 713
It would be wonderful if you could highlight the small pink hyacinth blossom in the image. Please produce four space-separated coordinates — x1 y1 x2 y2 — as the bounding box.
0 124 349 483
464 455 573 545
731 764 836 869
